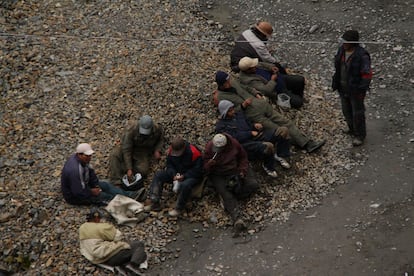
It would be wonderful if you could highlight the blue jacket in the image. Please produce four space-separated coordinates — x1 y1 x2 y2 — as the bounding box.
61 154 99 203
215 112 254 143
165 142 203 180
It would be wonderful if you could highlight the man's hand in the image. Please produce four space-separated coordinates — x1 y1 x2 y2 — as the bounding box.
154 150 161 160
251 130 259 137
90 187 102 196
207 159 217 167
254 123 263 130
275 126 289 139
242 98 253 108
271 73 278 81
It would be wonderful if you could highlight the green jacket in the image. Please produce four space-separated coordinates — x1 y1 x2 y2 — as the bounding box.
238 62 276 98
216 78 282 130
121 123 164 170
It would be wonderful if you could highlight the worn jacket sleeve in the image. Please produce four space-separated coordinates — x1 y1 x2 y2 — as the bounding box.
121 128 135 170
358 50 372 91
203 142 215 172
247 76 276 97
248 39 277 64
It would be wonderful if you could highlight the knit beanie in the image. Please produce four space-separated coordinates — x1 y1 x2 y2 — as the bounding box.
215 71 230 87
218 100 234 119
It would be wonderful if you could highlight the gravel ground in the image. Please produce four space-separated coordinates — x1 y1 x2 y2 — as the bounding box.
0 0 412 275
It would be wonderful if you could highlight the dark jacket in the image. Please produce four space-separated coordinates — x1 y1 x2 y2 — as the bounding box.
215 112 254 144
165 142 203 180
61 154 99 203
230 28 277 72
203 133 249 176
332 45 372 93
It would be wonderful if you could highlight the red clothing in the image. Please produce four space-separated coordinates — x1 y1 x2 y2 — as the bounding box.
203 133 249 176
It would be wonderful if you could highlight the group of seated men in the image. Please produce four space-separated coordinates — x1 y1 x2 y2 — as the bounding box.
61 21 326 233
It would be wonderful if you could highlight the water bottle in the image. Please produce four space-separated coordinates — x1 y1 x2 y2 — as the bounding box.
173 173 180 193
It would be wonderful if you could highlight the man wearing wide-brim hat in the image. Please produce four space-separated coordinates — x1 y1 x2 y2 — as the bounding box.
230 21 306 101
332 30 372 146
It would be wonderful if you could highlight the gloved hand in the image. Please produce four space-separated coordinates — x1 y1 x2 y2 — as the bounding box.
275 126 289 139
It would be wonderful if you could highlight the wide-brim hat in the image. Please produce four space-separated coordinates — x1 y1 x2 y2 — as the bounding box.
255 21 273 38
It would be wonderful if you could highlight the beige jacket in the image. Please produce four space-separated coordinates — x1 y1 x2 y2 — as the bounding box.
79 222 130 264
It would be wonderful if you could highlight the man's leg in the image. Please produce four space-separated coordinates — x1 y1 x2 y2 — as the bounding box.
351 92 367 140
236 167 259 200
129 241 147 265
133 153 150 177
105 249 132 266
261 104 310 147
340 94 354 133
148 170 171 203
98 181 134 201
209 174 240 222
284 74 305 98
176 178 200 210
108 145 125 186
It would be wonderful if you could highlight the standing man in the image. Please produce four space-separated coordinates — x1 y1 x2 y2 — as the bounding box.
332 30 372 146
61 143 141 206
204 133 259 232
109 115 164 187
145 136 203 217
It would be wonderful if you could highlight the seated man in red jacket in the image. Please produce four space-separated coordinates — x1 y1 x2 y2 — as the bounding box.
144 136 203 217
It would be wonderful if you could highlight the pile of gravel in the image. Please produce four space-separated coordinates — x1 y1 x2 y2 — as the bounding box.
0 0 374 274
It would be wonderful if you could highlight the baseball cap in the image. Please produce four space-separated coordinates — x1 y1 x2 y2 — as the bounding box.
212 134 227 152
238 57 259 71
76 143 94 155
139 115 153 135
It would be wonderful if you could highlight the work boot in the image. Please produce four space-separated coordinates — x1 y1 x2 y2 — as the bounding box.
168 208 182 217
262 164 278 178
143 198 161 212
234 219 247 232
352 137 364 146
305 139 326 153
